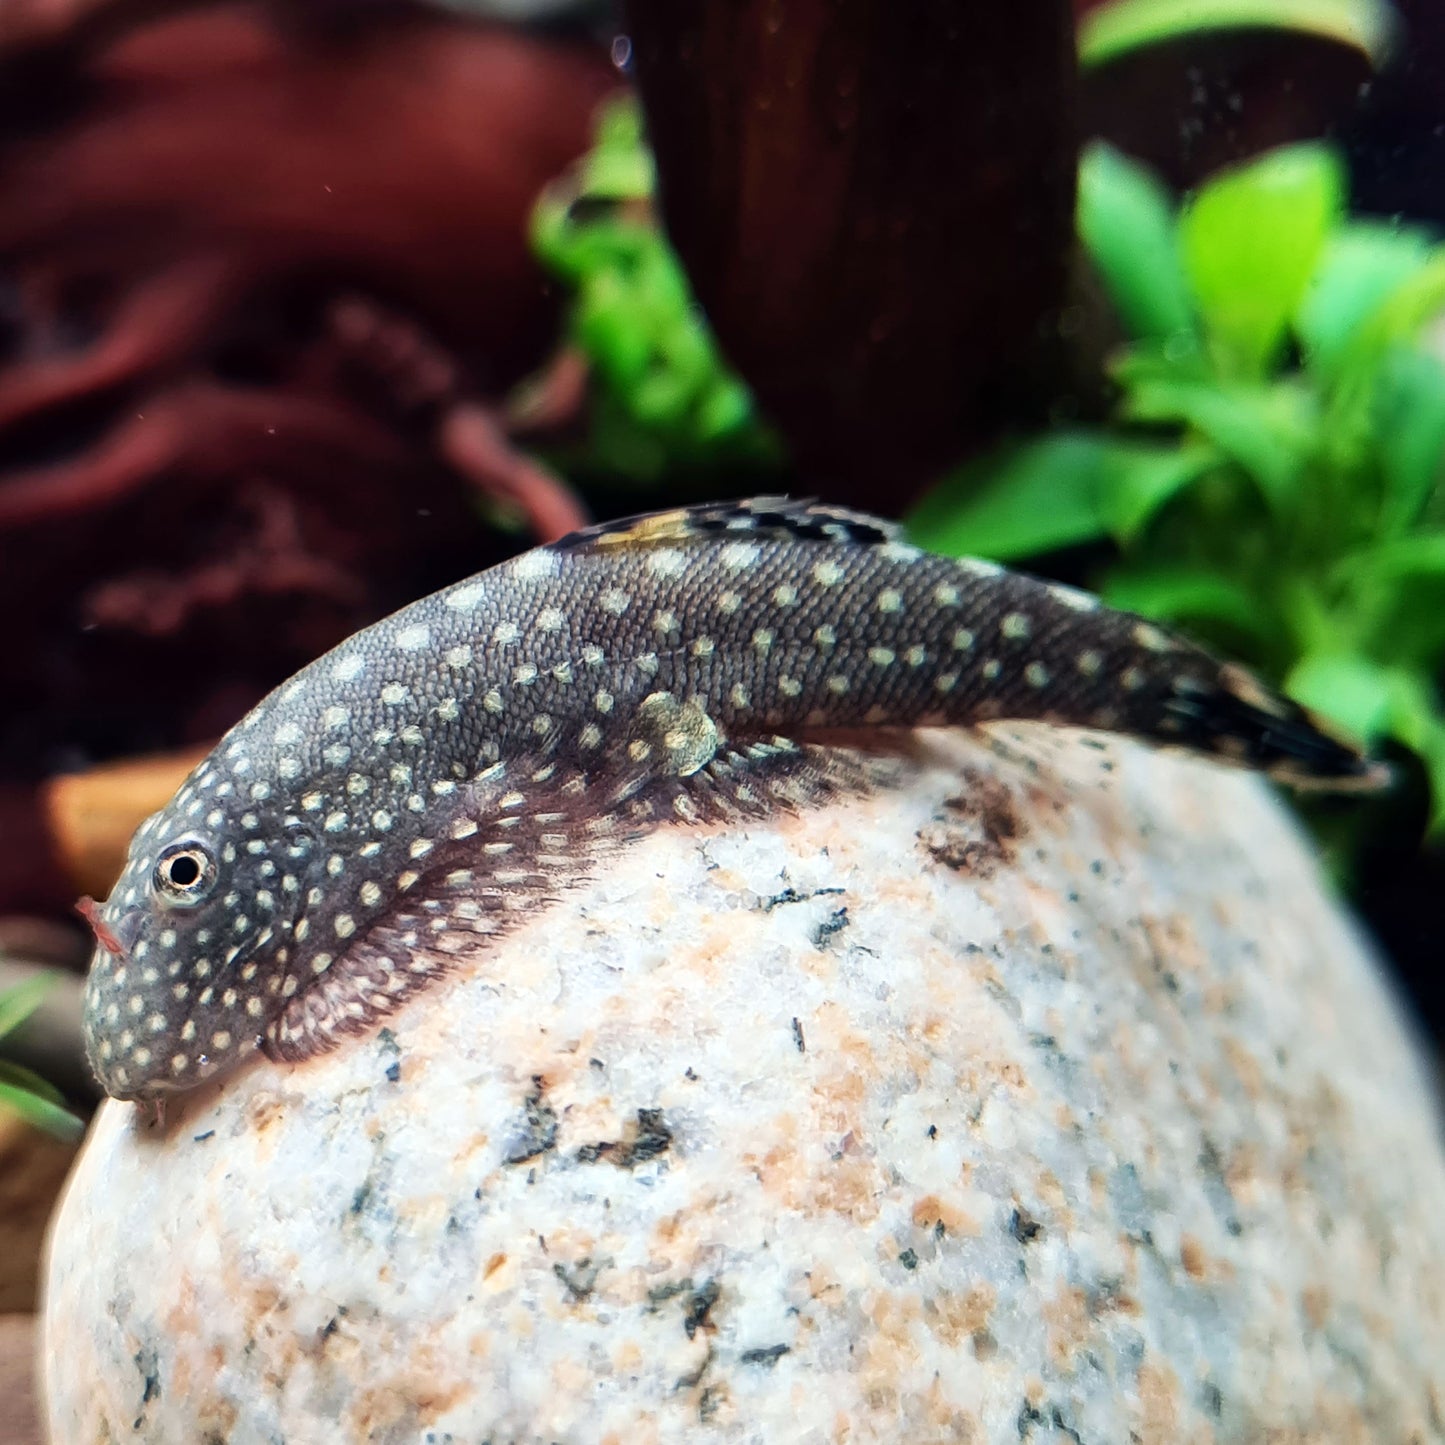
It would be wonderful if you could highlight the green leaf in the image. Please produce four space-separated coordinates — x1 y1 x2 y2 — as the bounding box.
1332 532 1445 667
1078 144 1194 341
1339 530 1445 586
1117 376 1315 513
1371 348 1445 532
1097 441 1221 541
1348 252 1445 364
1297 222 1436 379
0 975 54 1042
1284 652 1395 740
1180 144 1345 378
581 100 656 201
906 433 1119 561
0 1062 83 1142
1079 0 1396 70
1102 567 1273 645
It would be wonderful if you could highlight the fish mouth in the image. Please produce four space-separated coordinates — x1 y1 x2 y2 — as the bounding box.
75 897 145 961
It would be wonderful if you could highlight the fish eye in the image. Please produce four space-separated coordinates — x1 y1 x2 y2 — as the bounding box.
153 842 217 905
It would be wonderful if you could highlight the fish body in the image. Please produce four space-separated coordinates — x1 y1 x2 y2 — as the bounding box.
81 498 1379 1100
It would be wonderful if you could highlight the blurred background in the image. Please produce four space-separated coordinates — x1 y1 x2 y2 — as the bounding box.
2 1 1445 1407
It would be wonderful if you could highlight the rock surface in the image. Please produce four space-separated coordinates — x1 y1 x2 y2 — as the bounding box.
0 1314 41 1445
42 729 1445 1444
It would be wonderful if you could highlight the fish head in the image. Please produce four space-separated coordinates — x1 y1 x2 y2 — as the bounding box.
80 770 318 1101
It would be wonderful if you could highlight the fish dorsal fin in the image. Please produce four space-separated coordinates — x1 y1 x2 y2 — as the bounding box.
548 497 900 555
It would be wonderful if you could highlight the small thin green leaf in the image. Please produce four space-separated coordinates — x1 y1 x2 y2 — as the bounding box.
1180 144 1345 378
1078 143 1194 341
1348 252 1445 365
1284 652 1394 740
1118 377 1314 513
0 1063 83 1142
1108 341 1211 391
907 433 1117 561
1333 534 1445 668
1339 530 1445 585
1297 222 1436 379
1079 0 1395 70
1372 348 1445 532
0 975 54 1042
1102 567 1273 645
1097 442 1220 542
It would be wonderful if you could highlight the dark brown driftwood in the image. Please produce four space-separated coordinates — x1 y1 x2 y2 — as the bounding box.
622 0 1080 508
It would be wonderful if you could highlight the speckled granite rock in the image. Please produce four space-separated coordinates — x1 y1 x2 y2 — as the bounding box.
42 730 1445 1444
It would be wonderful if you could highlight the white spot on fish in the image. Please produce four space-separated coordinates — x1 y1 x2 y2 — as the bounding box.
445 580 487 611
360 881 382 907
1001 612 1032 641
323 704 350 730
381 682 409 706
512 548 560 581
648 548 687 577
443 644 473 669
600 588 631 615
721 540 761 569
1133 622 1173 653
396 623 431 652
274 722 302 746
332 654 365 682
1048 583 1098 612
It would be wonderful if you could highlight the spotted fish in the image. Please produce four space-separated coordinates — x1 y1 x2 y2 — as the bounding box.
79 498 1383 1100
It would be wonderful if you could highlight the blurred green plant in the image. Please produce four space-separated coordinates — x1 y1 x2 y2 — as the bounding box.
0 975 82 1140
529 98 781 485
1078 0 1395 69
910 141 1445 831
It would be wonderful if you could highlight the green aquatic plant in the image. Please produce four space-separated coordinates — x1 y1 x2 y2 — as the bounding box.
910 141 1445 831
1077 0 1395 70
0 974 83 1140
529 98 781 485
